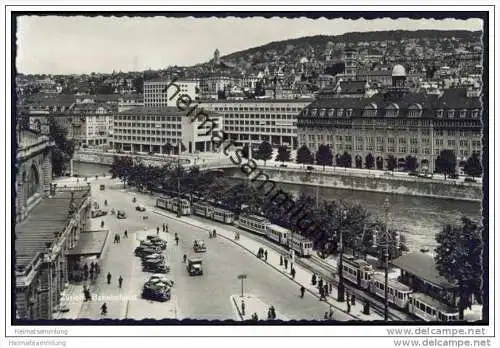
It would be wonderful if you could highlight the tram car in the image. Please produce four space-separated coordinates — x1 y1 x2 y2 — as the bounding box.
287 233 314 257
408 292 459 322
192 202 214 218
212 207 235 224
237 214 270 236
340 255 375 289
156 197 191 216
368 274 413 309
155 196 170 210
266 224 289 245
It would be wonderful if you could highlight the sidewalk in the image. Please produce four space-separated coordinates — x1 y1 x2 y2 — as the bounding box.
231 294 289 321
153 209 382 321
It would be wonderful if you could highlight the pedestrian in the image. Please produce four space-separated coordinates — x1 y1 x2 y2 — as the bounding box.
324 311 329 319
175 236 179 246
101 303 107 315
166 224 168 233
95 263 100 275
89 268 94 281
252 313 258 321
351 294 356 306
162 224 165 233
291 267 296 279
329 306 334 319
319 287 325 301
118 275 123 288
267 308 272 320
346 292 351 302
241 300 245 316
124 230 128 238
83 263 89 272
117 235 121 243
280 255 283 266
318 277 323 291
347 301 351 313
101 220 104 228
329 282 333 294
213 229 217 238
284 259 288 269
84 269 89 281
312 274 317 286
107 272 111 284
264 250 268 261
300 286 305 298
157 226 159 235
90 262 95 272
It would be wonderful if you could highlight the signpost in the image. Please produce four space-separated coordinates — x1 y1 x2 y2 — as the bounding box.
237 274 247 298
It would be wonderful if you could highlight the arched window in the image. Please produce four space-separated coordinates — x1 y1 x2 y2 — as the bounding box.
408 104 423 118
26 164 40 200
385 103 399 117
363 103 377 117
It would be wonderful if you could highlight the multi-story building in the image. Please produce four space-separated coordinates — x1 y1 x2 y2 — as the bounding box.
15 127 92 320
143 79 198 107
297 65 482 172
202 99 313 149
112 106 222 154
71 104 114 147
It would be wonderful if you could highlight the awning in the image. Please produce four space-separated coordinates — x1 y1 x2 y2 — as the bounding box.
66 230 109 257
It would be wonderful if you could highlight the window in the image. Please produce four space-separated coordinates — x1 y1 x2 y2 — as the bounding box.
346 109 353 117
398 138 407 145
448 139 456 147
337 109 344 117
328 109 335 117
408 104 422 117
460 109 467 118
437 110 444 118
472 109 479 118
448 109 455 118
387 138 395 144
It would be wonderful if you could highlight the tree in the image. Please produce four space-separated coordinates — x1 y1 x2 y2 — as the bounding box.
109 156 133 188
365 153 375 170
241 144 249 159
435 217 483 320
48 118 75 176
163 143 173 155
405 155 418 172
340 151 352 168
255 141 273 165
275 145 291 164
464 152 482 178
296 145 314 165
315 144 333 170
436 149 457 179
386 155 397 172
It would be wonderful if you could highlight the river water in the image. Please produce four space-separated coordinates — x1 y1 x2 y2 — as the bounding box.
73 161 483 252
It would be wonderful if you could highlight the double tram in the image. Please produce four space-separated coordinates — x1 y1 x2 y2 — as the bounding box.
192 202 234 224
156 197 191 216
408 293 459 322
237 214 270 236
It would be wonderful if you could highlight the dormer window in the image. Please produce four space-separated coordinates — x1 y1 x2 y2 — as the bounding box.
328 109 335 117
337 108 344 117
460 109 467 118
437 109 444 118
363 103 377 117
319 108 326 117
385 103 399 117
408 103 422 118
346 108 353 117
472 109 479 118
311 108 318 116
448 109 455 118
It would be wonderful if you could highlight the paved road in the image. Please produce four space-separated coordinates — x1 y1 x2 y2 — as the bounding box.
77 177 351 321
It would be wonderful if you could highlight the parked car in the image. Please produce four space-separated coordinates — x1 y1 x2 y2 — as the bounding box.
143 260 170 274
141 253 165 264
141 281 171 302
449 173 459 179
99 184 105 191
408 171 419 177
136 205 146 212
117 210 127 219
464 177 477 183
279 164 288 168
306 166 314 171
91 210 108 218
149 275 174 287
134 245 161 257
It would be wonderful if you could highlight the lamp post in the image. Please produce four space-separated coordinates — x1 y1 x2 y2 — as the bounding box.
177 142 181 217
337 209 348 302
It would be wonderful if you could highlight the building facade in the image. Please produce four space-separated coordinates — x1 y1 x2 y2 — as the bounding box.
202 99 313 150
297 66 482 172
144 79 198 107
112 106 222 154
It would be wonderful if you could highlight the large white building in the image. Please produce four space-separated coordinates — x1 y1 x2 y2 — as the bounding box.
112 106 222 154
143 79 198 107
201 99 313 149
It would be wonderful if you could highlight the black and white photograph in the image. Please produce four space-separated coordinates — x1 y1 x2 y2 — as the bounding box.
2 3 497 347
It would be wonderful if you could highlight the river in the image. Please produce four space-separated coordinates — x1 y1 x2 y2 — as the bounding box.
73 161 482 252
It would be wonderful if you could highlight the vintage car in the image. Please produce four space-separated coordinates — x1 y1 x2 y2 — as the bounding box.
187 258 203 276
149 275 175 287
134 245 161 257
117 210 127 219
143 260 170 274
136 205 146 212
91 210 108 218
99 184 105 191
141 281 171 302
141 253 165 264
193 240 206 252
143 236 167 249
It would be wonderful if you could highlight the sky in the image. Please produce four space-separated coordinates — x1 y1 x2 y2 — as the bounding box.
16 16 483 75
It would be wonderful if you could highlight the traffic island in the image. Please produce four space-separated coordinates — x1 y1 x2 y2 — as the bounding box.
230 294 288 321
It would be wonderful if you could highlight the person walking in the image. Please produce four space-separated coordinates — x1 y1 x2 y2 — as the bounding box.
157 226 160 236
329 305 334 319
319 287 325 301
100 303 107 315
264 250 268 261
300 286 305 298
183 254 187 263
175 235 179 246
324 284 329 297
291 267 296 279
117 235 121 244
165 224 169 233
101 220 104 228
280 255 284 266
118 275 123 289
162 224 165 233
107 272 112 284
318 277 323 291
241 300 245 316
270 306 276 319
312 273 317 286
284 258 288 270
124 230 128 239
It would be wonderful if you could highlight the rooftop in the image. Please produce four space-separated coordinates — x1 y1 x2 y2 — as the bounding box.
118 106 218 116
391 252 456 290
15 190 90 269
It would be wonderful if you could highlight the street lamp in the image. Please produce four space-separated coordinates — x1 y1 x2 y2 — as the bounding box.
372 197 393 322
177 142 181 218
337 209 348 302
